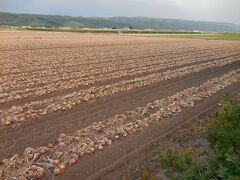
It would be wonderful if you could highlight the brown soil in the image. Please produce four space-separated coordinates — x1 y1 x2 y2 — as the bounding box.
0 31 240 180
58 85 239 180
1 62 239 160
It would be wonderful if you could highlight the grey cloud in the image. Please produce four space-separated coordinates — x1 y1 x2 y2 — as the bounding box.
0 0 239 24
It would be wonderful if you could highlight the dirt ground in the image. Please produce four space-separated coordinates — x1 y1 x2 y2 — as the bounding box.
56 85 240 180
0 31 239 180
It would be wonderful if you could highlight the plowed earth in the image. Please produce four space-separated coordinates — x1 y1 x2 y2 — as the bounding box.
0 32 239 180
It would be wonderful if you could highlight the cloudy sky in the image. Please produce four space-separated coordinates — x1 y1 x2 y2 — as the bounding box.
0 0 240 24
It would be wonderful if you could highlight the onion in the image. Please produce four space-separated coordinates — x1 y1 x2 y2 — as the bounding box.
16 158 24 165
107 140 112 145
57 138 63 142
144 122 149 128
59 164 66 172
79 151 85 157
53 159 60 165
47 143 53 148
35 170 44 179
34 152 41 160
59 142 66 147
59 133 66 139
31 165 38 170
134 124 139 128
40 149 47 154
54 168 62 176
58 151 64 157
95 127 102 132
155 115 161 121
19 116 26 122
28 153 34 160
98 145 103 150
69 158 77 165
5 120 11 126
90 147 95 153
18 175 26 180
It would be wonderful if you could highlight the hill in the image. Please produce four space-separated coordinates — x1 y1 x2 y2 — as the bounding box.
0 12 240 32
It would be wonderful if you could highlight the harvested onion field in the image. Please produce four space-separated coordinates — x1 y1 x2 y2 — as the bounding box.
0 31 240 180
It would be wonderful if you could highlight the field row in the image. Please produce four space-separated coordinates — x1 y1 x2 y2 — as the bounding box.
1 45 239 93
1 68 239 179
0 34 223 51
0 39 238 75
0 40 197 73
1 49 239 106
0 45 225 85
0 34 149 51
1 56 239 126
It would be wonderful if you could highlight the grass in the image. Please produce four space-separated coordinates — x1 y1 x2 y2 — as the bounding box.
206 94 240 179
142 94 240 179
157 150 207 180
0 27 13 31
141 170 155 180
21 28 240 40
1 27 239 40
25 27 202 35
174 33 240 40
0 26 201 35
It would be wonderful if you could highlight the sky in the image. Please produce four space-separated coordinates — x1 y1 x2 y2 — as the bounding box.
0 0 240 24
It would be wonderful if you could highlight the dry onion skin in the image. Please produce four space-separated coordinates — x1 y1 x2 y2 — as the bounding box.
1 42 238 93
1 49 238 104
1 56 239 127
1 69 239 179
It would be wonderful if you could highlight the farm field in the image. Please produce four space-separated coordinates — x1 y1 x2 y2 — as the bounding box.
0 31 240 180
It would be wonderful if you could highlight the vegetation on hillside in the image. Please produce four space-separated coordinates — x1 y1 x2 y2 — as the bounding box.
1 12 240 32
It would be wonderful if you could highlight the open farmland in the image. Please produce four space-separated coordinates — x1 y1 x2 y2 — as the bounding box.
0 31 240 180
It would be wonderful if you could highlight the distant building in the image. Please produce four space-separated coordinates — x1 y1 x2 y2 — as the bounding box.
193 30 200 33
21 26 32 28
60 27 71 29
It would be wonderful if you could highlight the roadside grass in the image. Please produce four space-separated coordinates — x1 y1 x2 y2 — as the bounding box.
207 94 240 179
142 170 155 180
159 150 207 180
142 94 240 179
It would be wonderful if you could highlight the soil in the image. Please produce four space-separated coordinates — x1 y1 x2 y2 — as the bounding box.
57 85 240 180
0 32 240 180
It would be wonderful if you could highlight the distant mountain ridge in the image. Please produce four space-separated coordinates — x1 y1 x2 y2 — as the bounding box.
0 12 240 32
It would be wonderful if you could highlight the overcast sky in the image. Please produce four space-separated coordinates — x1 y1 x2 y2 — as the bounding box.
0 0 239 24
